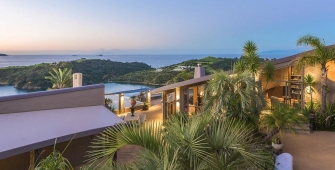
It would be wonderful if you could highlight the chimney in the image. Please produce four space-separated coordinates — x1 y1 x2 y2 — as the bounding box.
194 64 205 79
73 73 82 87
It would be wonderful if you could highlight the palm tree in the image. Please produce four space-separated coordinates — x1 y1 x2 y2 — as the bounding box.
304 74 317 105
235 41 275 88
87 112 273 169
241 41 262 79
233 60 246 73
296 35 335 114
260 103 307 141
203 70 266 122
262 61 275 91
45 68 72 89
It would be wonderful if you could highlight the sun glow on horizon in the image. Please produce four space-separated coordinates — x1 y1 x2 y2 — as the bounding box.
1 0 335 54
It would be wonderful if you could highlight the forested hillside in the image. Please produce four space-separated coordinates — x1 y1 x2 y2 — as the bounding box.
111 56 239 85
0 59 153 89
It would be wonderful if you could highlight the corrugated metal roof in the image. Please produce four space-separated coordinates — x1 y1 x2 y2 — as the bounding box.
0 106 124 159
150 75 212 94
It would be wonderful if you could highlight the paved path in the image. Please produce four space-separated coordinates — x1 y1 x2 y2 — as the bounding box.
281 131 335 170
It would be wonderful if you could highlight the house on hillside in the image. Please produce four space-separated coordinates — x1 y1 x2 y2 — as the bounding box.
150 48 335 119
261 50 335 109
150 64 211 121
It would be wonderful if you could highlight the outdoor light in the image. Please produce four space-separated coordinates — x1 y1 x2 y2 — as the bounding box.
306 86 312 94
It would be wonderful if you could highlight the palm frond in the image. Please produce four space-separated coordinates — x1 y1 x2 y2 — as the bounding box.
243 40 258 55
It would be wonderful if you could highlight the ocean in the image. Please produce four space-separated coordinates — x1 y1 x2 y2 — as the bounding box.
0 54 243 69
0 53 289 98
0 82 159 109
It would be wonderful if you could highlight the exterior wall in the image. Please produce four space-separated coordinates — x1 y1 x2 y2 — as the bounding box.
262 67 289 92
0 152 30 170
0 136 94 170
267 86 284 98
263 61 335 105
0 84 105 114
304 65 322 104
327 63 335 102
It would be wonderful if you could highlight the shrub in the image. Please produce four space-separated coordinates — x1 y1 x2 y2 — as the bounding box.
315 101 335 131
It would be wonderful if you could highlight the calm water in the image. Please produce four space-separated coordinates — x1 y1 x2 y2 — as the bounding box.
0 82 158 97
0 54 241 69
0 83 160 109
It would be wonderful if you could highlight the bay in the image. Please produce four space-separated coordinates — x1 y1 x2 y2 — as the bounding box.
0 82 160 109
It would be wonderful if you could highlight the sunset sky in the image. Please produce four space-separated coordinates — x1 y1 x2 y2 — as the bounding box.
0 0 335 55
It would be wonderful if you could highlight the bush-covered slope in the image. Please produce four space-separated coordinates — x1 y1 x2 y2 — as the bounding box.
0 59 153 89
111 56 239 85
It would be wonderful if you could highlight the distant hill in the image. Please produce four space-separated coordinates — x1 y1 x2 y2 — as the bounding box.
0 53 8 56
110 56 239 85
0 59 153 89
260 49 303 54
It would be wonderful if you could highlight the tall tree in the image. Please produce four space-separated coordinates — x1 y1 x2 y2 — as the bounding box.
242 41 262 79
234 41 276 91
45 68 72 89
296 35 335 114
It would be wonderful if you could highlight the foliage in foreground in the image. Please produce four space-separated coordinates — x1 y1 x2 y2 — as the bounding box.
259 103 307 141
315 100 335 131
86 112 273 170
34 139 73 170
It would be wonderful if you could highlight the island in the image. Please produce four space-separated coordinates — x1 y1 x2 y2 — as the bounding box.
0 56 239 90
0 59 153 89
0 53 8 56
110 56 239 85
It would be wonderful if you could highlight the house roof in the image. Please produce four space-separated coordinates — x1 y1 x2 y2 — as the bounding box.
270 52 302 69
271 44 335 69
150 75 212 94
0 105 124 160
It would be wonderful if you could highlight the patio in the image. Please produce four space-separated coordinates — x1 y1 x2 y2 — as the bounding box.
281 131 335 170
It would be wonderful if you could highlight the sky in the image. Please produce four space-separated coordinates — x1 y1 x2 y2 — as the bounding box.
0 0 335 55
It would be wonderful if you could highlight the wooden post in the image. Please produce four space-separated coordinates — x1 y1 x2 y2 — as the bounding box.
162 91 166 121
29 150 35 170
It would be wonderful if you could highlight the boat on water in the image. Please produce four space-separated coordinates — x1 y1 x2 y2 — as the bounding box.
97 54 103 56
72 55 78 56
